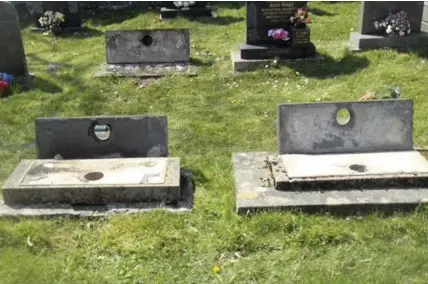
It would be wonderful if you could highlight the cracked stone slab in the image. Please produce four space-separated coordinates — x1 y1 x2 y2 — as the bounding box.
0 170 193 217
233 152 428 214
2 158 180 205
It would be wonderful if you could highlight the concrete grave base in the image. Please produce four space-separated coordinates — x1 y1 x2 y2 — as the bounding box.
349 31 428 51
95 63 197 78
233 152 428 215
0 169 194 217
230 50 323 72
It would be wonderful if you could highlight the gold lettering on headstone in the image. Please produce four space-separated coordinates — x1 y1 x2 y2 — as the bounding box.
260 2 297 24
293 30 309 45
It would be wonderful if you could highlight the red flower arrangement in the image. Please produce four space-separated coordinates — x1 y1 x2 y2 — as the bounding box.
0 80 10 97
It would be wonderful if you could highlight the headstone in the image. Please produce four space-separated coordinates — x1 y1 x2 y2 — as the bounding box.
29 1 82 30
160 1 213 19
232 99 428 214
96 29 196 77
0 1 28 77
276 99 413 154
349 1 428 51
422 2 428 32
106 30 190 64
1 114 195 216
35 115 169 159
231 1 318 71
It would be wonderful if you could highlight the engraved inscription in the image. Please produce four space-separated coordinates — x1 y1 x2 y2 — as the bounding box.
260 2 297 24
292 29 309 45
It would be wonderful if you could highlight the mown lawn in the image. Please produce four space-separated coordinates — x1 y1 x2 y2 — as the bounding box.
2 2 428 283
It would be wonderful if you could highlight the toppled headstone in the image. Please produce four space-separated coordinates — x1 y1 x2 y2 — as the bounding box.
0 115 194 217
231 1 320 72
96 29 196 78
233 99 428 214
349 1 428 51
0 1 28 77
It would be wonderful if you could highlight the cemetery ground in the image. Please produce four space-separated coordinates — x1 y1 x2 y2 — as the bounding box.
2 2 428 283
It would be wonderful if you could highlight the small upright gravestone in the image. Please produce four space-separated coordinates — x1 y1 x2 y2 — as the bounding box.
1 115 194 217
349 1 428 51
29 1 82 31
231 1 318 72
160 1 214 19
96 29 196 78
233 99 428 214
0 1 28 77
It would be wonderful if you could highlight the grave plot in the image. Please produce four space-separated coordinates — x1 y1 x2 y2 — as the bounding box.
233 99 428 214
160 1 214 20
349 1 428 51
0 116 194 217
231 1 321 72
96 29 197 78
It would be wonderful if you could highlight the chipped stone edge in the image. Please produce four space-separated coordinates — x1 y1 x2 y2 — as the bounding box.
233 152 428 215
94 64 197 78
0 169 194 217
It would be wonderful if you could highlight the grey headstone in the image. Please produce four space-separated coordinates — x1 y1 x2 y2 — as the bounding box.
277 99 413 154
359 1 424 35
35 116 168 159
105 29 190 64
0 1 28 76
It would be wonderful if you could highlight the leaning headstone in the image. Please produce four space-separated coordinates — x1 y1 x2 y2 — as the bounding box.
232 99 428 214
160 1 214 19
350 1 428 51
0 115 194 217
28 1 82 31
0 1 28 77
96 29 196 78
231 1 318 72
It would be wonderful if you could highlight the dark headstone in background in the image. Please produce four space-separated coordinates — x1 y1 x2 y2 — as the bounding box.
105 29 190 64
246 1 307 45
0 1 28 76
30 1 82 28
359 1 424 35
36 116 169 159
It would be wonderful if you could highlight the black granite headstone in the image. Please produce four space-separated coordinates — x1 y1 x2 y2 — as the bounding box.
239 1 316 60
359 1 424 35
0 1 28 76
30 1 82 29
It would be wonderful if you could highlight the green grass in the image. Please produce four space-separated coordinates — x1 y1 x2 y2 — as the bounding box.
2 2 428 283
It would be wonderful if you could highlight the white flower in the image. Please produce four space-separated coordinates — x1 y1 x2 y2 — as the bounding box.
407 29 411 34
290 16 295 21
399 30 405 36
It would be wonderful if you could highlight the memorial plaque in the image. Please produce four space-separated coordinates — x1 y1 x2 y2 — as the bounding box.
246 1 307 45
0 1 28 76
292 28 310 46
359 1 424 35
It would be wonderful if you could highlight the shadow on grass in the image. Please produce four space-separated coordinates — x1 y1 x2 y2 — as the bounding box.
189 15 244 26
309 7 335 16
85 7 147 26
190 57 215 67
281 53 370 79
57 27 104 39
